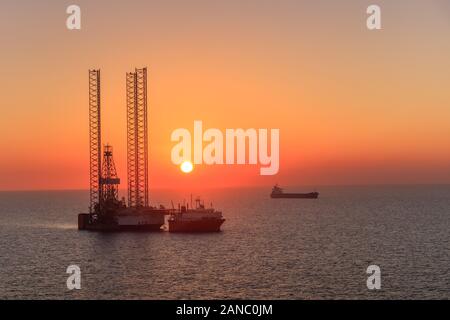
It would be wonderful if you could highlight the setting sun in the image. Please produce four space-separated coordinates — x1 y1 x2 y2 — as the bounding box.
180 161 194 173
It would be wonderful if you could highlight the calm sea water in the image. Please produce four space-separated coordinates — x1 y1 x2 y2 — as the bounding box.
0 186 448 299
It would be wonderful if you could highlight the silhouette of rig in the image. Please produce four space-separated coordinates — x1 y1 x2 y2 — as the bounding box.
80 68 224 233
79 68 168 231
88 68 149 214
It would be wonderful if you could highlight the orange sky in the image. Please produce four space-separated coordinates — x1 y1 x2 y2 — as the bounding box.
1 0 450 190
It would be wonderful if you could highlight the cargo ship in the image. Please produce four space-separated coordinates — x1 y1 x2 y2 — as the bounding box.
168 197 225 233
270 185 319 199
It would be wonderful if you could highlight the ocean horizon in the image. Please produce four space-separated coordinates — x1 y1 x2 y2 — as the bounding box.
0 185 448 299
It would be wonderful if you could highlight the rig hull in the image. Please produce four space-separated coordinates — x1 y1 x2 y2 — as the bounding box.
78 209 166 232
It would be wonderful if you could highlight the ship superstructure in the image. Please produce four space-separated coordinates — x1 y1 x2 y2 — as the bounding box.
168 197 225 232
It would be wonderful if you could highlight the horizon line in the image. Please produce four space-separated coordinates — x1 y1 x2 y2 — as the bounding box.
1 183 450 192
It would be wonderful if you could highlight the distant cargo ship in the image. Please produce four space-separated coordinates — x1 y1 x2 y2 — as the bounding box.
168 197 225 233
270 185 319 199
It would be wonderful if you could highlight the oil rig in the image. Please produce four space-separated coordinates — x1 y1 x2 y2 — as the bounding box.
78 68 225 232
78 68 169 231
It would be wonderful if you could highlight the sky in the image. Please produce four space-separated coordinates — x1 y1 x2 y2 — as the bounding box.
0 0 450 190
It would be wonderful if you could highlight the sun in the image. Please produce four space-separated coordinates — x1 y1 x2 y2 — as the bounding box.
180 161 194 173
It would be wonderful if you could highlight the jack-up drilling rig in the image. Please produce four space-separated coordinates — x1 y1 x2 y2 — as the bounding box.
78 68 168 231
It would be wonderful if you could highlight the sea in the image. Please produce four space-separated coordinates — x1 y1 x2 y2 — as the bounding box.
0 186 448 299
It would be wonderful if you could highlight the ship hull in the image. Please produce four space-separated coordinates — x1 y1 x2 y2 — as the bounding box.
271 192 319 199
168 218 225 233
